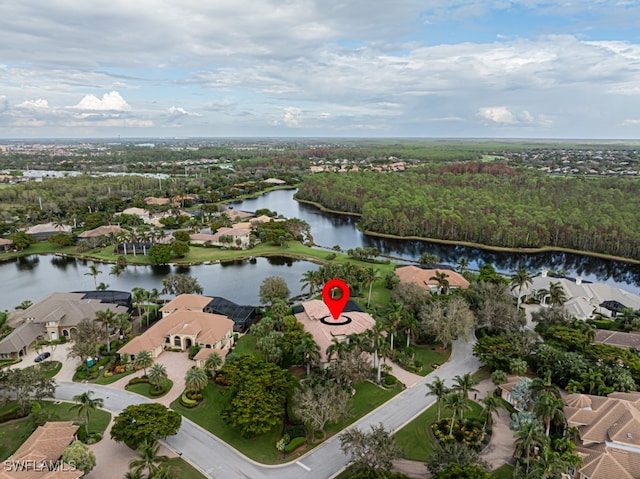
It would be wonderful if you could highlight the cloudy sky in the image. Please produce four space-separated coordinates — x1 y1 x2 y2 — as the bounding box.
1 1 640 139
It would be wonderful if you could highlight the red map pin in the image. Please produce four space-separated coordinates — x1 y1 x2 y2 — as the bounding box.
322 279 350 320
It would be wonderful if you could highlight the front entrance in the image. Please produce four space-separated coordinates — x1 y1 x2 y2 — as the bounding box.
185 338 193 349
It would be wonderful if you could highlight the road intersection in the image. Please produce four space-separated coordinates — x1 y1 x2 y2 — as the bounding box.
54 338 481 479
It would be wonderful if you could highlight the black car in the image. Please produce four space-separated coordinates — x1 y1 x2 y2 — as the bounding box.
34 351 51 363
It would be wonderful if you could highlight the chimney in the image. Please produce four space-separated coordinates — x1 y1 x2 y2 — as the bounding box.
576 276 582 285
541 269 548 278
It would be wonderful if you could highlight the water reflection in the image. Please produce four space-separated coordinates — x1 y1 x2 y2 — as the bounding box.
16 256 40 271
233 189 640 291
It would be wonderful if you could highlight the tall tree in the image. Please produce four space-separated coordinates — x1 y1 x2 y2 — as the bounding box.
134 350 154 376
426 376 449 422
184 367 208 393
453 373 479 400
292 381 351 438
129 440 169 479
111 403 181 448
85 263 102 289
296 336 321 377
510 267 533 307
69 390 104 436
430 270 450 295
204 351 224 375
444 391 471 435
94 308 115 353
161 274 203 295
259 276 290 305
339 423 401 473
147 363 168 392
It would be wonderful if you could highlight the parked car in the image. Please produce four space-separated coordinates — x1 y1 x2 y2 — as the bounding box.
34 351 51 363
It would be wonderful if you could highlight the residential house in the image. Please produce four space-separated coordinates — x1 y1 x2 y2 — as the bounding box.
26 223 72 241
144 196 171 206
0 292 129 360
77 225 124 241
498 376 527 410
517 273 640 320
0 238 14 251
160 294 213 317
292 299 376 364
117 308 234 361
0 421 81 479
564 391 640 479
207 227 250 249
394 265 470 294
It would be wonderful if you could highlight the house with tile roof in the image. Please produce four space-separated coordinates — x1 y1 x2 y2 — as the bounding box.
517 273 640 320
0 237 15 251
118 297 235 361
394 265 470 294
25 223 72 241
564 391 640 479
292 299 376 364
0 421 82 479
0 292 129 360
77 224 124 239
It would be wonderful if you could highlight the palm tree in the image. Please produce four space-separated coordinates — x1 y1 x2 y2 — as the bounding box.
534 392 566 437
548 281 567 306
530 444 582 479
453 373 479 400
300 270 320 297
530 372 561 400
426 376 449 422
204 351 224 376
134 350 154 376
326 337 350 361
147 363 168 392
129 440 168 478
132 287 147 322
481 395 501 430
444 391 471 435
580 367 605 395
116 312 132 338
185 367 208 393
151 467 175 479
384 302 404 351
510 267 533 307
430 270 450 295
514 421 547 476
84 263 102 289
456 257 469 274
402 314 421 348
123 471 143 479
109 264 124 287
94 309 115 353
363 266 379 307
296 336 320 376
69 390 104 436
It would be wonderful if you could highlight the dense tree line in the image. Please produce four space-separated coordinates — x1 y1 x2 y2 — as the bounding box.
296 166 640 259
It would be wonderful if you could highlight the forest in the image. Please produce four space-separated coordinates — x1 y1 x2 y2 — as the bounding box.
295 163 640 260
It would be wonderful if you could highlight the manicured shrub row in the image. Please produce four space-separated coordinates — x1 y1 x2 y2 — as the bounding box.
284 424 306 439
285 436 306 453
128 377 150 385
180 392 198 408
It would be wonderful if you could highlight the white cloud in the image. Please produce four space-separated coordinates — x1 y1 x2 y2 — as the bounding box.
478 106 516 123
72 91 131 111
168 106 201 117
17 99 49 108
283 107 303 127
0 96 7 113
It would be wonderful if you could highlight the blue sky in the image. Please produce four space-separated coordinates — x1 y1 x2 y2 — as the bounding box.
1 0 640 139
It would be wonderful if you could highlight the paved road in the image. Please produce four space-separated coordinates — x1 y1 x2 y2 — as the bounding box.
54 337 481 479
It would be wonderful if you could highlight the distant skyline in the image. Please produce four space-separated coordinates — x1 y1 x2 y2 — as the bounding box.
2 1 640 139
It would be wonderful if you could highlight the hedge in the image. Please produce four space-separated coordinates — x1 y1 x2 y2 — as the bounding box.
284 436 306 453
180 392 198 408
0 404 27 423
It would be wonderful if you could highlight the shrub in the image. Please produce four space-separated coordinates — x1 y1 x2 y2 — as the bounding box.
0 404 26 423
149 386 166 397
325 253 337 260
284 436 306 453
383 375 397 387
180 392 198 408
285 424 306 439
188 345 201 360
114 365 126 374
103 371 113 378
128 377 150 385
413 359 423 369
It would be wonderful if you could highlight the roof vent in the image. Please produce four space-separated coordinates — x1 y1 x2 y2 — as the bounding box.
628 433 633 439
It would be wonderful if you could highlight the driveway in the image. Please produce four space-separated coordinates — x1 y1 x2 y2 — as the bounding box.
107 350 194 407
9 342 80 382
54 337 482 479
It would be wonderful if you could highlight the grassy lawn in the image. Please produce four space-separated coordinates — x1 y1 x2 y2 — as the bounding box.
410 343 452 376
170 379 401 464
472 365 492 383
395 401 484 461
30 360 62 378
164 458 208 479
492 463 514 478
228 334 262 360
0 400 111 461
125 378 173 399
94 368 135 385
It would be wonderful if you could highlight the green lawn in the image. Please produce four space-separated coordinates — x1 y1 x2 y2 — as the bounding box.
492 463 514 479
164 458 208 479
395 401 484 461
31 360 62 378
125 378 173 399
410 343 452 376
228 334 262 359
170 379 401 464
472 365 492 383
0 400 111 461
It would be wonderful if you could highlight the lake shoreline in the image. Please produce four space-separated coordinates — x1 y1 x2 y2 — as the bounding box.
294 196 640 265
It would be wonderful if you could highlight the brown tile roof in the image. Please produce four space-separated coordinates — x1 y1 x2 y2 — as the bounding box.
394 266 470 291
212 227 250 239
224 210 254 220
294 300 376 363
189 233 218 242
144 196 171 205
160 294 212 313
1 421 82 479
0 238 14 246
194 347 229 361
565 391 640 479
77 225 124 238
26 223 72 235
118 310 233 355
